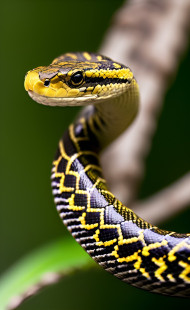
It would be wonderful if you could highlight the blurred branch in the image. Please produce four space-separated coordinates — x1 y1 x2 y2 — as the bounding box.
0 238 93 310
132 172 190 224
100 0 190 212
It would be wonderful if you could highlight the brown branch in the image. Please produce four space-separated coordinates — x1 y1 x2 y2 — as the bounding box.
99 0 190 208
7 272 62 310
132 172 190 225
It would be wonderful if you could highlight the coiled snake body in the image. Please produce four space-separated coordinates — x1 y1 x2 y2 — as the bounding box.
25 52 190 297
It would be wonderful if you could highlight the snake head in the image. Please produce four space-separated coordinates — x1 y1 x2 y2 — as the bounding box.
24 52 135 106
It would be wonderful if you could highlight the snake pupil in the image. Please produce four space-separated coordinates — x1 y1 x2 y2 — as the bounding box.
44 79 50 87
71 71 83 85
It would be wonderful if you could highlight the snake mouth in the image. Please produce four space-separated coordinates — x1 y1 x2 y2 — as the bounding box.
28 90 99 107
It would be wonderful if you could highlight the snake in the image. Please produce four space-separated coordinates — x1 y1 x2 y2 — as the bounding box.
24 52 190 297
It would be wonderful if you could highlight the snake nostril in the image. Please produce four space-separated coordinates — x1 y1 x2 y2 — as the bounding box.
44 79 50 87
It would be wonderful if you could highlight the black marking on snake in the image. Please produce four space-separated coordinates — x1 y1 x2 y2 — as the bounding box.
85 76 130 86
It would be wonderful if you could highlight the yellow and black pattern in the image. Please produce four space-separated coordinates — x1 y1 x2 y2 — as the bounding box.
51 116 190 297
25 52 190 297
24 52 133 100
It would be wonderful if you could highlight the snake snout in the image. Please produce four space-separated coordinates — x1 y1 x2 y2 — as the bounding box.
24 70 39 92
24 69 66 98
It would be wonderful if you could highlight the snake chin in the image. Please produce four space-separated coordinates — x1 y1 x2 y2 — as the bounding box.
27 90 119 107
28 90 99 107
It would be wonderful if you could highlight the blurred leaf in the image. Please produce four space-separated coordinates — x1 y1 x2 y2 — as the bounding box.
0 237 94 310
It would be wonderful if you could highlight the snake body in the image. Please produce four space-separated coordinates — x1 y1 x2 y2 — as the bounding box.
25 52 190 297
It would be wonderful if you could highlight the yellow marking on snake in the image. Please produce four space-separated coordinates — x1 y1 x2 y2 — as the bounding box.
83 52 92 61
152 256 168 282
142 239 168 256
179 261 190 283
168 241 190 262
167 274 176 282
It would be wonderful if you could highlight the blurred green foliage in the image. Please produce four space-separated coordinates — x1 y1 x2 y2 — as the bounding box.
1 0 190 309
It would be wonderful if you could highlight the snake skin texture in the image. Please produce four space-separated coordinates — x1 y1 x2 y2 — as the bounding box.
25 52 190 297
51 117 190 297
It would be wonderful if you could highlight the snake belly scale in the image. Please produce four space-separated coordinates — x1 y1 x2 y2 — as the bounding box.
24 52 190 297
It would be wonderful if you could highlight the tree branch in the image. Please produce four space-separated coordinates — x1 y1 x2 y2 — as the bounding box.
132 172 190 224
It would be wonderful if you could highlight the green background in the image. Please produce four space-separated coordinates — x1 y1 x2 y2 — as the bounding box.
1 0 190 309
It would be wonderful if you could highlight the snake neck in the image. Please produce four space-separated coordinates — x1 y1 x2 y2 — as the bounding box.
77 78 139 151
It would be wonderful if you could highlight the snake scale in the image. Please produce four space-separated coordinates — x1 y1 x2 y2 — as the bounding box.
24 52 190 297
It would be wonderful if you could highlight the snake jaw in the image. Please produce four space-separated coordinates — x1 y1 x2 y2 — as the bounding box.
27 90 99 107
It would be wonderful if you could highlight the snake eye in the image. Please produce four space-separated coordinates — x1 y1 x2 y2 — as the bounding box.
44 79 50 87
70 71 84 86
